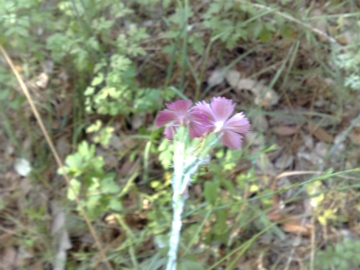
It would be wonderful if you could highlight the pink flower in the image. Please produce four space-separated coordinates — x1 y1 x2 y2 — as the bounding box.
156 100 209 140
194 97 250 149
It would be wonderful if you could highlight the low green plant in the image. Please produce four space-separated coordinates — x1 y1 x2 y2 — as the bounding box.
335 47 360 90
58 140 123 220
84 54 164 116
314 238 360 270
46 0 134 72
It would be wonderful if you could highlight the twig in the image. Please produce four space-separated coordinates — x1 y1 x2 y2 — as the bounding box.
0 44 114 270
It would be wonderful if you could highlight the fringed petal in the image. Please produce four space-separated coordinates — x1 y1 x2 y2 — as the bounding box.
166 100 192 114
221 130 243 149
156 110 177 127
224 112 251 133
210 97 235 122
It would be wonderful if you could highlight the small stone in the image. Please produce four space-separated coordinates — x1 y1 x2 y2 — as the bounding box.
237 78 257 90
315 142 329 158
43 59 54 74
207 68 225 86
275 154 294 170
245 131 264 146
36 72 49 89
131 113 145 129
349 127 360 145
109 134 123 150
304 135 314 149
253 114 268 132
256 153 276 176
225 69 241 89
14 158 32 177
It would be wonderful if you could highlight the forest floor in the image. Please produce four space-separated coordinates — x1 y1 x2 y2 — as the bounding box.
1 1 360 269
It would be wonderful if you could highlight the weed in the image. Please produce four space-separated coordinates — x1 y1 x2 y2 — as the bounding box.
314 238 360 270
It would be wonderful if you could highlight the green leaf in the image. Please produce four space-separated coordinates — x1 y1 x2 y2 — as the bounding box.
101 173 120 194
178 259 204 270
134 89 162 112
65 153 84 175
214 209 227 234
67 179 81 201
86 120 102 133
0 89 10 100
91 72 104 86
109 197 123 211
279 24 294 38
84 86 95 96
222 179 236 195
158 139 173 170
204 182 217 205
259 28 273 42
78 141 94 158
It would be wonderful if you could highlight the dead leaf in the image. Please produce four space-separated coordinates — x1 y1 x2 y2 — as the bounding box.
0 233 14 246
237 78 257 89
273 126 298 136
20 177 31 195
104 155 118 168
109 134 123 150
30 262 44 270
253 115 268 131
207 68 225 86
335 19 356 45
225 69 241 89
310 9 328 41
119 160 135 175
54 97 72 117
237 78 279 106
315 142 329 158
275 154 294 170
254 86 279 106
308 122 333 143
267 207 286 221
0 247 17 269
281 219 312 235
14 158 32 177
56 137 71 160
256 153 276 176
270 106 307 126
303 135 314 149
17 247 33 263
51 203 72 270
132 113 145 129
105 214 118 226
43 59 54 75
35 72 49 89
349 127 360 145
244 131 265 146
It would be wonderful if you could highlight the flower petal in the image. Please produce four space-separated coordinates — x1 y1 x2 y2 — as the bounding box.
210 97 235 122
224 112 251 133
193 101 215 123
188 111 210 138
221 130 243 149
163 126 175 140
156 110 177 127
166 100 192 114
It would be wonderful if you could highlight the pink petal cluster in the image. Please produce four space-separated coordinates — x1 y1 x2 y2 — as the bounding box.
156 97 250 149
193 97 250 149
155 100 209 140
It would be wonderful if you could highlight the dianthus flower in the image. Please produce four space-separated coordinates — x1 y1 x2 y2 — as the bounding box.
156 100 208 140
194 97 250 149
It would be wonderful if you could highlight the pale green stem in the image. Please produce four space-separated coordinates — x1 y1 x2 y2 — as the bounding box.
166 138 186 270
166 188 186 270
166 133 221 269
